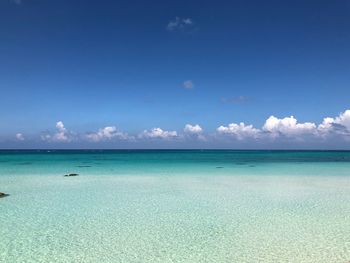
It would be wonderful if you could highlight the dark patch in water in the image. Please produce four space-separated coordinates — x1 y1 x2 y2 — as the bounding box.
17 162 32 165
76 165 92 168
216 166 224 169
0 192 9 198
64 173 79 177
249 165 255 167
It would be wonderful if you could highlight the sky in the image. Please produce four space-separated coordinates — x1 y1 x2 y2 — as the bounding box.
0 0 350 149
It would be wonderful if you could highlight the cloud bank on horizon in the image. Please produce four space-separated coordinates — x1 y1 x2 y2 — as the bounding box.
5 109 350 148
217 109 350 141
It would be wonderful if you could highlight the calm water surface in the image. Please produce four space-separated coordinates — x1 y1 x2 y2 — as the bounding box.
0 150 350 262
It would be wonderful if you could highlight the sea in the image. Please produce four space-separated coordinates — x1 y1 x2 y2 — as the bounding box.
0 150 349 262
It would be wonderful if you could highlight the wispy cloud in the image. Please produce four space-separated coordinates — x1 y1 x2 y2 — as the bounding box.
221 96 250 104
183 80 194 89
15 133 24 141
167 17 194 32
11 0 22 5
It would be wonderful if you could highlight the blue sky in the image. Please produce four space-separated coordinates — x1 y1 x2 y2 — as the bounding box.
1 0 350 149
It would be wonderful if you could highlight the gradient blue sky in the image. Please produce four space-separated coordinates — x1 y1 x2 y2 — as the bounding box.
1 0 350 148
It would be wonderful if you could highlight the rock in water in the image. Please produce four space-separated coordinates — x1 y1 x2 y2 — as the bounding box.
64 173 79 177
0 192 9 198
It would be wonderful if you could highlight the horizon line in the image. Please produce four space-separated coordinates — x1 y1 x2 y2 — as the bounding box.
1 148 350 151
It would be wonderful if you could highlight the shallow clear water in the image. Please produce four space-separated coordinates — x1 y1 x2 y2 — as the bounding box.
0 150 350 262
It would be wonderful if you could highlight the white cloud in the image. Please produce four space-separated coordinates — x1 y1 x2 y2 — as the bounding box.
41 121 73 142
16 133 24 141
216 110 350 142
86 126 130 142
217 122 260 140
184 124 202 134
183 80 194 89
318 117 334 132
337 110 350 129
318 110 350 137
56 121 65 131
54 121 70 141
167 17 194 31
263 116 316 137
19 109 350 146
184 124 206 141
139 128 178 139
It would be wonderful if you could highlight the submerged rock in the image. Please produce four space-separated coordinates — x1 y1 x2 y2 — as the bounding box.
64 173 79 177
0 192 9 198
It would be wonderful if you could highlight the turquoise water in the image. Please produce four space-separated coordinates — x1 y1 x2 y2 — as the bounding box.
1 150 350 262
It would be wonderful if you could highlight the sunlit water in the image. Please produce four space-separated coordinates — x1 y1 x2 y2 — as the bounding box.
1 150 350 262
